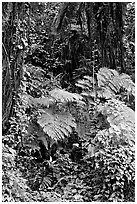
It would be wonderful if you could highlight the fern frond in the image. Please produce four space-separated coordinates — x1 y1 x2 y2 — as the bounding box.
75 80 90 90
37 109 76 141
75 79 92 91
76 76 95 88
97 68 120 94
97 68 135 96
76 68 135 102
76 74 114 99
76 76 96 100
98 99 135 143
40 175 52 189
120 73 135 96
22 93 34 108
49 88 84 104
33 97 55 108
22 88 84 109
97 88 114 99
22 93 55 109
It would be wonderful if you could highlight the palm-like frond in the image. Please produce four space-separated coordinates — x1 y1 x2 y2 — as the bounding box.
98 99 135 143
22 94 55 108
22 88 84 109
39 174 53 190
120 73 135 96
97 68 135 96
50 88 84 104
22 88 83 143
75 76 95 91
38 109 76 141
76 67 135 99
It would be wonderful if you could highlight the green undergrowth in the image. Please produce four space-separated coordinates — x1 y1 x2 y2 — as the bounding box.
2 64 135 202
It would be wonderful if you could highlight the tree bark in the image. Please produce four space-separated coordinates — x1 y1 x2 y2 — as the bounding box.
2 2 25 131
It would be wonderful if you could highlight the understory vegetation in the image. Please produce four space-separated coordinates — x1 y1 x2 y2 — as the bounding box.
2 2 135 202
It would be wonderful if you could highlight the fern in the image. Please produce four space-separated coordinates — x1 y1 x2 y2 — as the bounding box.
22 93 55 109
76 76 94 92
120 73 135 96
97 99 135 144
85 98 135 161
34 97 55 108
39 174 53 190
23 88 84 109
97 68 135 97
22 88 82 143
38 109 76 141
76 67 135 100
76 76 96 99
50 88 84 104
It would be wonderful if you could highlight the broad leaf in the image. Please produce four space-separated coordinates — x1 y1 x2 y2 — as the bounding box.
37 109 76 141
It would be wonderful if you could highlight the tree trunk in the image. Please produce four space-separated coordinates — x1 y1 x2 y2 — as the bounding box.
2 2 25 131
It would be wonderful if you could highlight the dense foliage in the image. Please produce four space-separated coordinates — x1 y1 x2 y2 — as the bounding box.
2 2 135 202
